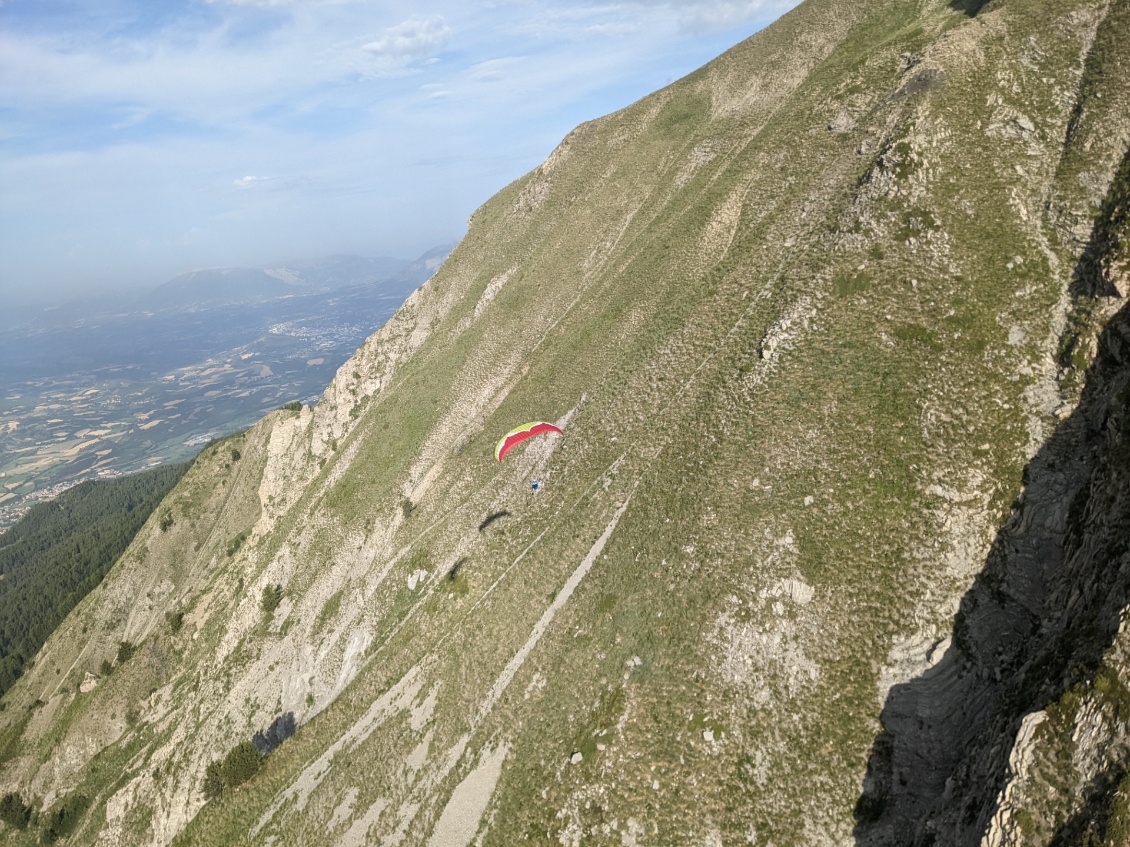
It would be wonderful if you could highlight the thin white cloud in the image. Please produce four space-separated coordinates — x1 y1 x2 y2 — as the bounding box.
233 175 280 189
469 57 523 81
583 22 643 36
360 16 452 78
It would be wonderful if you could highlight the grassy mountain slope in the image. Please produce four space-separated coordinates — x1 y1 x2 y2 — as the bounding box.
1 0 1128 844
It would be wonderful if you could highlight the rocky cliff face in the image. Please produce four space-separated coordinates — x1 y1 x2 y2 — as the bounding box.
857 140 1130 846
1 0 1128 845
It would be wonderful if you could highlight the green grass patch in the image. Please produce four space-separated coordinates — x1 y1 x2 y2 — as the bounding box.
314 590 343 634
833 268 874 298
571 685 627 763
0 708 32 766
893 322 944 352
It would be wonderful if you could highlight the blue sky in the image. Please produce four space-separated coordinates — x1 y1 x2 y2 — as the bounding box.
1 0 799 305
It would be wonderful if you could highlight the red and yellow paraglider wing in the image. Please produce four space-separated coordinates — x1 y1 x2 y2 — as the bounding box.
494 421 563 462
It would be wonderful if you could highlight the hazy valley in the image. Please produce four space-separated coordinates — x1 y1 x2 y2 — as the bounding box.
0 249 449 531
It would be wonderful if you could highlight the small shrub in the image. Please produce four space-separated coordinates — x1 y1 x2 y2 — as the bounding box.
203 741 263 800
166 609 185 634
41 792 89 842
202 761 225 800
895 207 938 243
159 511 174 533
221 741 262 787
0 792 31 830
261 584 282 615
229 447 241 462
116 641 137 665
226 531 248 557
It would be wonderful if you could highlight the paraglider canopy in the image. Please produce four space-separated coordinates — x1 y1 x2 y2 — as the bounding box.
495 421 563 462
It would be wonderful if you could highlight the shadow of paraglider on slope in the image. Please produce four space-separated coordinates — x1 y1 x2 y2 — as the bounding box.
447 557 468 581
478 511 511 532
948 0 990 17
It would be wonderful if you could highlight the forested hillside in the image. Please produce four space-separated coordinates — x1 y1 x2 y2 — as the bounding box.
0 464 188 697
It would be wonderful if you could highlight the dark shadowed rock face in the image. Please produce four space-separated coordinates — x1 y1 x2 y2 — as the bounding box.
857 145 1130 847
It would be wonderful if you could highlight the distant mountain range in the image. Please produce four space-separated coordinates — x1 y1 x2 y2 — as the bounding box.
151 252 436 308
1 246 453 377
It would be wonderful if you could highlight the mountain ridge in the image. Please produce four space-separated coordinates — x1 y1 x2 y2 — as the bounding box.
150 249 456 310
